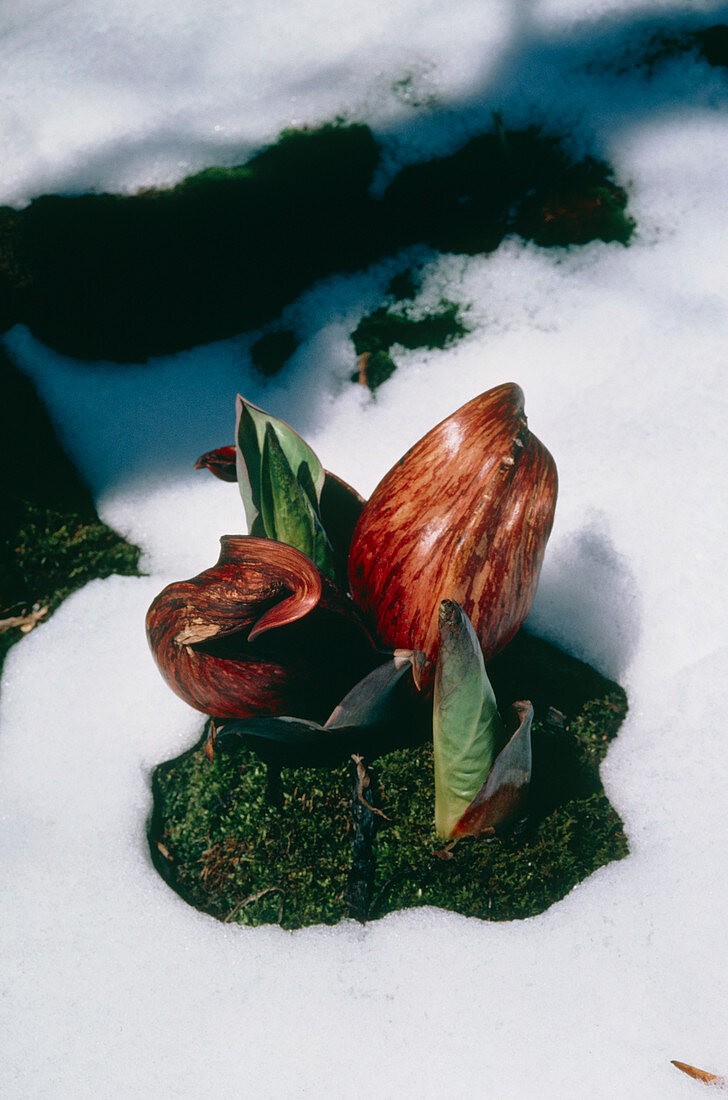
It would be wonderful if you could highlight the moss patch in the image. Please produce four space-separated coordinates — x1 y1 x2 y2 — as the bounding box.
0 504 142 669
149 632 629 930
151 748 352 927
350 298 468 392
1 122 633 363
695 24 728 68
0 347 142 676
387 268 420 303
353 300 466 356
384 122 634 256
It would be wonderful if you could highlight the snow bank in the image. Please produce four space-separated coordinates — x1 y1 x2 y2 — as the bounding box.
3 1 728 1096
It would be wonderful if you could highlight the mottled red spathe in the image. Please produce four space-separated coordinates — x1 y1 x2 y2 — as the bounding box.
347 383 557 685
146 535 377 721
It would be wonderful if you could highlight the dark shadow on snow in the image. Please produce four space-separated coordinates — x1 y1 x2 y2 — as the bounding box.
526 520 641 681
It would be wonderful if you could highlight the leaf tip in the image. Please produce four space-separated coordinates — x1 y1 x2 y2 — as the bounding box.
671 1061 725 1086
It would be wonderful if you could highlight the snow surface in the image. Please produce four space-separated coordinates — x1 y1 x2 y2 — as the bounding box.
3 1 728 1097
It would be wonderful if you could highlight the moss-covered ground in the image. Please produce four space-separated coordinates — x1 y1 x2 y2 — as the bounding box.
149 632 628 929
350 275 468 392
0 121 633 363
0 347 141 675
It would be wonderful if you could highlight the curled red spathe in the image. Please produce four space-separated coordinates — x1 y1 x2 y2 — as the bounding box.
146 535 377 721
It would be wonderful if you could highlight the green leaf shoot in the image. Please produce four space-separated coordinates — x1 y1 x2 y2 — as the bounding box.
453 701 533 837
260 423 337 578
235 394 326 535
433 599 505 839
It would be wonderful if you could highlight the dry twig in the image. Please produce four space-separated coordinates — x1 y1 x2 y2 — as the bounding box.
0 605 49 634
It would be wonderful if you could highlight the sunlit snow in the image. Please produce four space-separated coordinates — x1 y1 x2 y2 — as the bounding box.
2 2 728 1097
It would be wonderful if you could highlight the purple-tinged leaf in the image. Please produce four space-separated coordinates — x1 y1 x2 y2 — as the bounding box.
325 649 426 730
433 600 504 839
209 652 428 766
452 700 533 838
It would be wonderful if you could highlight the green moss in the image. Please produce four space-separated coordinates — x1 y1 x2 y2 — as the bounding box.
0 347 142 676
1 122 634 363
5 124 381 361
382 126 634 256
151 746 352 927
0 505 141 675
3 504 141 610
515 184 634 248
350 299 467 391
352 300 467 357
695 24 728 68
374 777 626 922
149 632 629 929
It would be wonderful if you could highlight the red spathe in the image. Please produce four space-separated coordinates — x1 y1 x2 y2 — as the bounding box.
348 383 557 687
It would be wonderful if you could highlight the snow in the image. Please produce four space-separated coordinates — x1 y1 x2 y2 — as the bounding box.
2 1 728 1096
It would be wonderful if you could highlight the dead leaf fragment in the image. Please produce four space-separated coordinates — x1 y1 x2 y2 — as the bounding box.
671 1061 727 1087
351 753 390 820
204 721 217 762
0 606 49 634
432 841 457 861
175 619 221 646
356 352 370 387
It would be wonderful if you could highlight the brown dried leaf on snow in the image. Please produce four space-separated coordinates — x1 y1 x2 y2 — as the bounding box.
671 1060 727 1087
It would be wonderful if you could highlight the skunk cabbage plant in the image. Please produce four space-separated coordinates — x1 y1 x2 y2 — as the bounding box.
349 383 557 686
146 383 556 839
